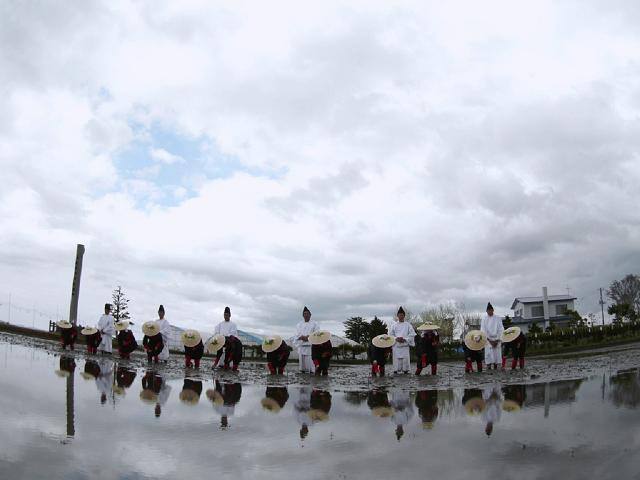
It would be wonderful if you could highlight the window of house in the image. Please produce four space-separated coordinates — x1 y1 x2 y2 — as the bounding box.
555 304 568 315
531 305 544 317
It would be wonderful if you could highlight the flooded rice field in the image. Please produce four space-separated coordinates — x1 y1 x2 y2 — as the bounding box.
1 334 639 480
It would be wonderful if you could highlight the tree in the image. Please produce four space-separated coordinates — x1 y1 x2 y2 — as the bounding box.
502 315 513 328
566 309 582 328
344 317 370 345
111 286 130 323
529 322 543 335
368 316 388 340
608 303 637 323
607 274 640 318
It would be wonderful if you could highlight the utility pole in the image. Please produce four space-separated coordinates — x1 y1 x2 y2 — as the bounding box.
599 288 605 326
69 244 85 326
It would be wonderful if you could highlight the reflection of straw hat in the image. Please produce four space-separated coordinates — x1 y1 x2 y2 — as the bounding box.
140 389 158 404
372 334 395 349
81 327 98 336
417 323 440 331
206 335 226 353
181 330 202 348
57 320 72 329
502 326 521 343
55 370 70 378
464 330 487 351
261 397 282 413
308 409 329 421
113 386 126 396
142 321 161 337
422 422 434 430
261 335 283 353
309 330 331 345
371 406 393 418
80 372 96 381
502 400 521 412
179 389 200 405
115 321 129 332
464 397 486 416
205 389 224 405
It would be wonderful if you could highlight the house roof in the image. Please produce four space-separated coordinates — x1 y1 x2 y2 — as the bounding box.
511 295 576 310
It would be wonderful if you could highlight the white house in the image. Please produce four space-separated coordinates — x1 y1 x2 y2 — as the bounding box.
511 287 576 332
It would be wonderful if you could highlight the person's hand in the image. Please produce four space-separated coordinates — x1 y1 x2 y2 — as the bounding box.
373 360 378 365
299 335 309 342
397 337 406 343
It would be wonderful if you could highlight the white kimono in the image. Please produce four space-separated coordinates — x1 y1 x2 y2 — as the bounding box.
293 386 312 427
294 320 319 373
389 321 416 372
214 320 239 338
97 314 115 353
157 378 172 406
95 358 114 399
389 389 414 427
156 318 171 361
480 314 504 365
483 385 503 426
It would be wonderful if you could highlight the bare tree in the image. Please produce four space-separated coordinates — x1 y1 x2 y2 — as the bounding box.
607 274 640 316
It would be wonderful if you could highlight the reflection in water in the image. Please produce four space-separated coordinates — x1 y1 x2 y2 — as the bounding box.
368 389 392 418
140 370 172 417
609 368 640 408
415 390 439 429
180 378 203 405
114 365 137 397
95 358 114 405
54 356 76 438
390 389 414 441
207 380 242 429
502 384 526 411
261 386 290 413
293 387 333 439
482 385 503 437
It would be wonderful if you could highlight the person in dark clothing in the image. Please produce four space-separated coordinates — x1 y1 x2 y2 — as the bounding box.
58 322 78 350
415 389 439 428
143 330 164 363
115 366 137 390
57 356 76 376
309 389 332 420
180 378 203 404
116 321 137 359
508 332 527 369
82 327 101 355
262 336 292 375
463 330 485 373
464 344 483 373
215 335 243 371
367 389 392 416
415 326 440 375
502 384 526 409
262 386 290 412
368 343 392 377
312 340 332 376
184 339 204 368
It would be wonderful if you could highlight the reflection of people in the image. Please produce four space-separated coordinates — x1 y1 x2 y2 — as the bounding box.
56 355 76 376
141 371 171 417
367 389 392 417
481 303 503 370
309 389 332 420
213 381 242 429
389 307 415 374
502 384 526 411
415 390 439 428
212 307 242 370
180 378 203 405
312 338 332 376
156 305 171 362
262 386 290 413
116 366 136 390
295 307 319 374
483 385 503 436
293 386 312 439
389 389 414 441
116 321 138 359
96 358 114 405
83 360 101 381
97 304 115 355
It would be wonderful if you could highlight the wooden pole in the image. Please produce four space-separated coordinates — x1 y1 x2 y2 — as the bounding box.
69 244 85 326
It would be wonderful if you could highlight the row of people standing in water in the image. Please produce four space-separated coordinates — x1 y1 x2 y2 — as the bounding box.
56 303 527 376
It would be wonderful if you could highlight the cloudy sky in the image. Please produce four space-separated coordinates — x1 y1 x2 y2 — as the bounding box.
1 1 639 336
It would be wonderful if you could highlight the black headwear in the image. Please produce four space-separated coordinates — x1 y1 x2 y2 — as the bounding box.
104 303 112 311
397 306 405 315
303 306 310 314
486 302 493 311
224 306 231 315
158 305 165 313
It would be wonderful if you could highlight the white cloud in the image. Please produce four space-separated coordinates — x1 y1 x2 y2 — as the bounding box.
150 147 185 165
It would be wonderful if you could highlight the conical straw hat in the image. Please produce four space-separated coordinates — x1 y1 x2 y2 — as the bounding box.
371 406 394 418
309 330 331 345
115 321 129 332
142 321 161 337
80 371 96 381
464 330 487 351
57 320 72 329
417 323 440 331
81 327 98 336
181 330 202 348
308 409 329 421
372 334 395 349
179 389 200 405
502 400 522 412
261 397 282 413
502 326 522 343
261 335 283 353
55 370 70 378
140 389 158 404
464 397 486 416
113 386 126 396
206 334 226 353
205 389 224 405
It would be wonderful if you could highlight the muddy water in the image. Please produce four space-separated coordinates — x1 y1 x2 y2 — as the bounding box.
0 336 639 480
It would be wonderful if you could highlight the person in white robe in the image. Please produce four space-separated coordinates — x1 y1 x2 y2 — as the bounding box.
389 388 414 441
95 357 114 405
97 304 115 354
389 307 416 374
156 305 171 361
480 302 504 369
482 384 503 436
294 306 319 374
212 306 240 368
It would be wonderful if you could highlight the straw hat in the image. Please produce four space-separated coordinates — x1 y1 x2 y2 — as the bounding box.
179 389 200 405
422 422 434 430
81 327 98 336
140 389 158 404
502 400 522 412
464 330 487 351
205 388 224 405
113 386 126 396
261 335 283 353
57 320 73 329
309 330 331 345
371 406 393 418
181 330 202 348
206 334 226 354
308 409 329 421
464 397 486 416
80 371 96 381
261 397 282 413
142 321 161 337
372 334 395 349
502 326 522 343
55 370 70 378
115 321 129 332
417 323 440 331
